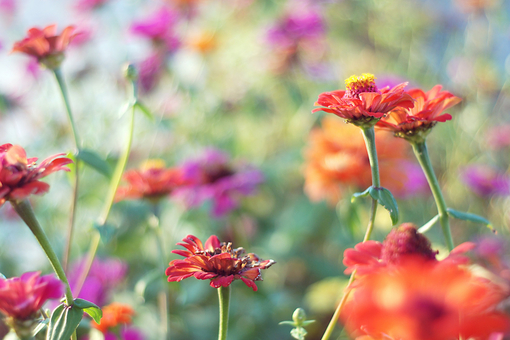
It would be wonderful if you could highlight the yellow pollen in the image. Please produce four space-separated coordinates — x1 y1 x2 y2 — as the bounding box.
141 159 166 171
345 73 376 90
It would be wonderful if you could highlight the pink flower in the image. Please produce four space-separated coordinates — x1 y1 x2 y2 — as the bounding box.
461 165 510 197
0 272 64 320
130 7 181 53
0 144 72 206
75 0 109 11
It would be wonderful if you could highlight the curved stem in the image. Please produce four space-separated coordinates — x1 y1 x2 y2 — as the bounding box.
320 127 381 340
53 68 80 272
217 285 231 340
412 142 454 251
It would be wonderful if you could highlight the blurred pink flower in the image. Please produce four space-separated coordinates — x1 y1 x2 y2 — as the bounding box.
0 272 64 320
461 165 510 197
75 0 109 11
137 53 165 93
266 10 325 48
173 149 264 217
0 0 15 15
104 327 144 340
486 125 510 149
130 7 181 53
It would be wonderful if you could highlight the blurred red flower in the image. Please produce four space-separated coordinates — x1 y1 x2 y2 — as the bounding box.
0 144 72 206
91 303 135 334
304 116 427 204
115 159 184 203
377 85 461 143
312 73 414 127
11 25 78 69
166 235 275 291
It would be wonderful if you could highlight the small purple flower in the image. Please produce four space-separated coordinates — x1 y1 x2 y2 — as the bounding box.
173 149 264 217
130 7 181 53
137 53 165 93
68 257 127 307
391 161 429 198
266 10 325 48
461 165 510 197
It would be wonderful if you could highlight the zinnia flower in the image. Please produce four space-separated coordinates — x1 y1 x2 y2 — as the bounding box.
0 272 64 338
130 7 180 53
115 159 184 203
172 149 264 217
304 116 427 204
312 73 414 127
461 164 510 197
341 258 510 340
0 144 72 206
11 25 78 69
376 85 461 143
166 235 275 291
91 303 140 338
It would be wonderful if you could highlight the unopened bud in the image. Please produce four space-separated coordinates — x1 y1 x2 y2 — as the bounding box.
292 308 306 326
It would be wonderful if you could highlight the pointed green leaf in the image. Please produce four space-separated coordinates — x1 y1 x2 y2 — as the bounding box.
418 214 439 234
73 299 102 324
369 187 399 225
447 208 494 231
33 318 49 336
135 101 155 121
47 303 83 340
279 321 296 326
76 149 112 177
351 186 371 202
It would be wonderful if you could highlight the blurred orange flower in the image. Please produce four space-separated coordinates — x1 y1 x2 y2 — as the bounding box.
342 259 510 340
377 85 461 143
11 25 78 69
304 116 427 204
312 74 414 127
91 302 135 334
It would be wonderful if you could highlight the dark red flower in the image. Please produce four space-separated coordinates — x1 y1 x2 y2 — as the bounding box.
0 144 72 206
166 235 275 291
312 73 414 127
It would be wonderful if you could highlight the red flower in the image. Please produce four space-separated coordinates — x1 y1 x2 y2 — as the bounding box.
11 25 78 69
312 73 414 127
166 235 275 291
115 159 184 203
376 85 461 143
91 303 135 334
0 144 72 206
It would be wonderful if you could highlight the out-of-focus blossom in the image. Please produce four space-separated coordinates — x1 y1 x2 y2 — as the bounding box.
313 73 414 127
68 257 127 307
304 116 427 204
0 272 63 338
130 7 181 53
0 144 72 206
188 31 217 54
454 0 499 14
486 124 510 149
341 258 510 340
173 149 264 217
461 165 510 197
377 85 461 143
11 25 78 70
166 235 275 291
0 0 15 16
165 0 201 19
91 303 135 333
115 159 184 203
75 0 109 11
137 53 165 94
471 235 510 290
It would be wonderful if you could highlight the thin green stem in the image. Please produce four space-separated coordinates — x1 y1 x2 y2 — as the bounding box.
217 286 231 340
53 68 80 272
412 142 454 251
320 126 381 340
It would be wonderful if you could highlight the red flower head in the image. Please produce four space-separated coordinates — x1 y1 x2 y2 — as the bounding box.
376 85 462 143
166 235 275 291
11 25 78 69
0 144 72 206
115 159 184 203
312 73 414 128
91 303 135 334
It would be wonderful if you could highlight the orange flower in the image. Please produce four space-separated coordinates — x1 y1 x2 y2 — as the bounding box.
0 144 72 206
312 73 414 127
115 159 184 203
342 259 510 340
304 116 427 204
376 85 461 143
11 25 78 69
91 303 135 334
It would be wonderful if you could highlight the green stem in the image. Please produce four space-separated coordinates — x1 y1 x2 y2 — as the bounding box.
411 142 454 251
10 200 74 304
53 68 80 272
217 286 231 340
320 126 381 340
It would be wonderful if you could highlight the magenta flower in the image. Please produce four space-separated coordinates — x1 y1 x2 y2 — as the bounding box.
75 0 109 11
461 165 510 197
130 7 181 53
137 53 165 94
173 149 264 217
266 10 325 48
0 272 64 320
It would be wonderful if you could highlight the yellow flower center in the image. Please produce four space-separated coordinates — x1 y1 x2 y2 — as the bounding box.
344 73 378 98
141 159 166 171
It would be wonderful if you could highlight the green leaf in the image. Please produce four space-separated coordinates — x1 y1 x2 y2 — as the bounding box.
0 273 6 279
351 187 371 202
447 208 494 231
418 214 439 234
135 101 155 121
73 299 102 324
135 269 163 300
278 321 296 326
93 222 117 244
76 149 112 177
46 303 83 340
33 318 49 336
369 187 399 225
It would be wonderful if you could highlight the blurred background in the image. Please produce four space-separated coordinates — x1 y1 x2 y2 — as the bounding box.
1 0 510 339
